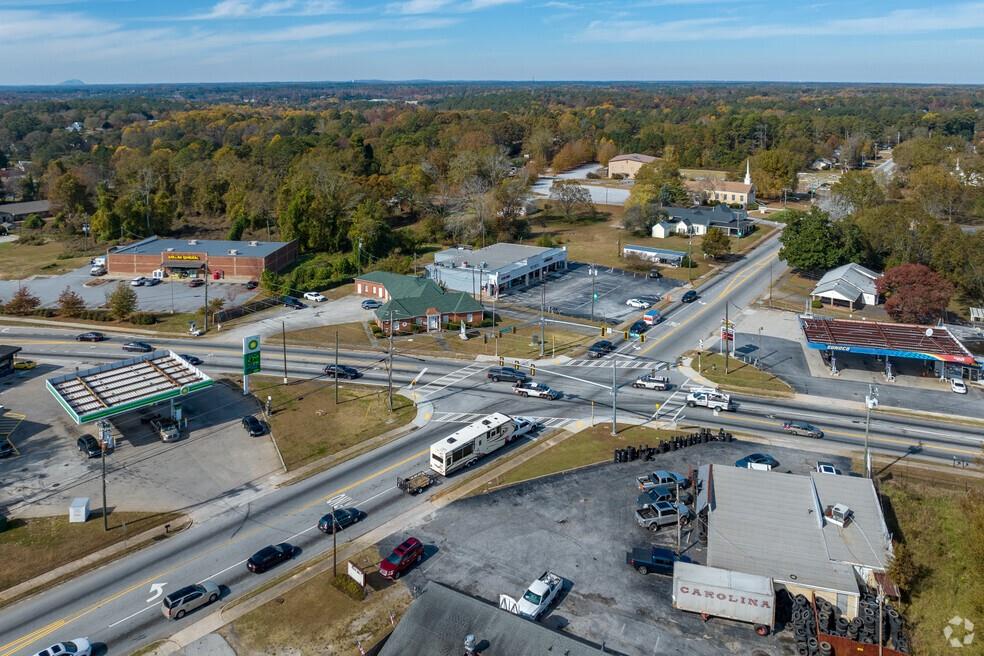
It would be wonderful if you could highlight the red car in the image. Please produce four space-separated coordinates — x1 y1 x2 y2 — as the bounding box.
378 537 424 580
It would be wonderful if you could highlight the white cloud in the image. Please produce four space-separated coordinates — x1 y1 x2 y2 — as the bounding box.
0 9 117 40
582 2 984 42
191 0 347 19
386 0 519 14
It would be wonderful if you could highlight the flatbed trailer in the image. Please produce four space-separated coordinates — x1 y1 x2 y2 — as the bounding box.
397 471 437 495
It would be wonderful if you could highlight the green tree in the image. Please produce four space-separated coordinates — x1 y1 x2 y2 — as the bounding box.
701 228 732 259
622 202 665 236
830 170 884 213
628 160 688 208
348 199 391 259
49 171 91 217
549 180 593 220
910 164 964 222
89 185 120 241
107 281 138 320
4 286 40 315
57 287 86 317
750 148 803 198
778 208 867 273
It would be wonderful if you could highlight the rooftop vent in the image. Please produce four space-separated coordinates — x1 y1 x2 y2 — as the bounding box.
188 240 198 245
166 248 174 252
229 249 239 255
825 503 853 527
249 241 258 247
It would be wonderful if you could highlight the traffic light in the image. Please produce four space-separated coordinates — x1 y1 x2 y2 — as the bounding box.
530 365 536 377
483 333 488 344
600 325 607 336
498 356 504 367
623 330 629 340
639 333 646 343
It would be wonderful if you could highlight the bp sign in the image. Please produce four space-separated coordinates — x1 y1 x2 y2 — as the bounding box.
243 335 261 375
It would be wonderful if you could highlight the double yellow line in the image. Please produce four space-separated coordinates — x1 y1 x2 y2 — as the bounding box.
0 448 432 656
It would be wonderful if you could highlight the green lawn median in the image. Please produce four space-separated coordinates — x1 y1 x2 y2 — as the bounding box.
251 376 416 470
690 351 792 395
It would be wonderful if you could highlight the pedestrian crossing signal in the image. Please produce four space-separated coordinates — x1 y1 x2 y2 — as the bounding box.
600 325 607 336
639 333 646 343
530 365 536 377
623 330 629 340
498 357 504 367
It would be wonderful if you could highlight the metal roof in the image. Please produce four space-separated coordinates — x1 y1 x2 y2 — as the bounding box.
801 317 975 364
378 582 603 656
706 466 888 595
0 200 51 216
113 236 289 258
623 244 686 259
610 153 657 164
811 263 880 302
46 351 213 424
433 243 566 273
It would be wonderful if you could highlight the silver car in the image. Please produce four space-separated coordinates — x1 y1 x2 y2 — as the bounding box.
162 580 220 619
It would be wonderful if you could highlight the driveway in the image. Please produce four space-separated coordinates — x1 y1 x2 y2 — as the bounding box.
0 265 257 313
531 163 632 206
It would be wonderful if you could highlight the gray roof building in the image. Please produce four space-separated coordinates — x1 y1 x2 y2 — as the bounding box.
811 263 881 308
429 242 568 295
706 466 891 608
378 582 607 656
113 236 290 258
0 200 51 221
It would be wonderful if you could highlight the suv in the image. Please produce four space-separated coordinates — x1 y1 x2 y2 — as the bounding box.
629 320 649 338
626 546 691 575
379 536 424 580
282 296 307 309
162 581 220 619
188 278 205 288
242 415 264 436
648 268 662 279
77 434 103 458
361 299 383 310
782 420 823 439
587 340 614 358
487 367 528 383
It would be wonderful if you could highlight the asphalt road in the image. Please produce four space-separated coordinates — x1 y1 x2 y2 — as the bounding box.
1 230 982 655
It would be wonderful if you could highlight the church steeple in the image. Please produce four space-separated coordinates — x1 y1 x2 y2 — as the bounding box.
744 159 752 186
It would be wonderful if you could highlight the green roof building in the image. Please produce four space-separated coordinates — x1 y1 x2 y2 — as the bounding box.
355 271 484 333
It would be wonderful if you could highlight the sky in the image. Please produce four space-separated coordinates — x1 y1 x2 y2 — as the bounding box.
1 0 983 85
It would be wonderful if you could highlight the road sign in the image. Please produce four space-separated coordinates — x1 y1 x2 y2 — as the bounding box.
243 335 261 375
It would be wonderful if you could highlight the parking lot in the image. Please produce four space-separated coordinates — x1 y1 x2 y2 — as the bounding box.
387 438 853 656
0 366 282 517
501 262 680 324
0 264 257 313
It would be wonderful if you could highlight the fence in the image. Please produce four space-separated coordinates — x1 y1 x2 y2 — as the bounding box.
214 296 283 324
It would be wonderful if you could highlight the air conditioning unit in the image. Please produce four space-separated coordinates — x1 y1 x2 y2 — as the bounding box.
826 503 853 527
165 248 174 252
229 249 239 255
188 240 198 245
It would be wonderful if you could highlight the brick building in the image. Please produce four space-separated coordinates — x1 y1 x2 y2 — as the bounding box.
355 271 484 333
106 236 298 280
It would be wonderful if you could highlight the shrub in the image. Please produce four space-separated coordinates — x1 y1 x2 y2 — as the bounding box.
535 235 556 248
370 324 384 337
79 309 113 322
585 171 600 179
612 173 626 180
811 299 823 309
22 214 44 230
31 308 56 317
331 575 364 601
130 312 157 325
16 233 46 245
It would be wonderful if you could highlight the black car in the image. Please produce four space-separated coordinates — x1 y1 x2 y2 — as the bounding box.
242 415 264 436
681 290 699 304
246 543 294 573
648 268 662 279
282 296 307 309
323 364 360 379
76 332 106 342
180 354 203 366
318 508 361 534
629 320 649 338
122 341 153 353
587 340 614 358
245 280 259 290
77 434 103 458
626 546 692 575
487 367 528 383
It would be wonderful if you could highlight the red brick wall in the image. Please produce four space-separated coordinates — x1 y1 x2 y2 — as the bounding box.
355 279 390 300
207 255 265 279
106 253 164 275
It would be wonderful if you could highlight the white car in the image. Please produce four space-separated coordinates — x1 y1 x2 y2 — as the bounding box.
516 571 564 620
816 461 841 475
512 416 540 438
950 378 968 394
625 298 652 309
130 276 146 286
303 291 326 302
32 638 92 656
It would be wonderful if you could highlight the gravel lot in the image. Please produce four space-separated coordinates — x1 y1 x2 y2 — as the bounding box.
386 439 853 656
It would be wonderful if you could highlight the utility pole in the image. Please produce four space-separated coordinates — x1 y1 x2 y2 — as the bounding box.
335 330 339 404
724 303 730 375
388 309 394 411
611 355 617 436
590 265 596 321
101 440 108 531
687 235 694 284
864 385 878 478
539 278 546 358
282 321 288 384
676 481 681 554
357 240 363 274
769 260 774 308
332 509 339 577
203 264 209 332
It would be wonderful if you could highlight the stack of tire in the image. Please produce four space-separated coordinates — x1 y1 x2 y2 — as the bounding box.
810 594 909 654
789 594 830 656
612 428 734 463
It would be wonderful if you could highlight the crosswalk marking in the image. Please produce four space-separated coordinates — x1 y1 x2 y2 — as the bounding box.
653 377 691 423
430 412 576 429
565 359 668 370
412 363 490 399
326 493 354 509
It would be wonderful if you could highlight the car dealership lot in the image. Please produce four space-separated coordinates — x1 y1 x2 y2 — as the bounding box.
0 366 282 516
391 438 853 656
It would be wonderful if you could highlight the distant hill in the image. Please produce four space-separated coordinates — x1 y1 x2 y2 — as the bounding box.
58 79 86 86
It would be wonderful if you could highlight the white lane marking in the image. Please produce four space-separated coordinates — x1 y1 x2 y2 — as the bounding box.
359 486 396 506
108 603 157 628
145 582 167 603
199 558 251 584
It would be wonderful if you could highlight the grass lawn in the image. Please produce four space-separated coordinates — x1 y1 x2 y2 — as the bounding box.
221 548 412 656
691 351 792 394
490 423 688 488
397 320 593 360
252 376 416 470
0 510 180 591
0 239 97 280
878 480 984 656
285 321 373 349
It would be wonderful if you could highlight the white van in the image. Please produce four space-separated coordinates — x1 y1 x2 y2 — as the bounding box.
90 256 106 267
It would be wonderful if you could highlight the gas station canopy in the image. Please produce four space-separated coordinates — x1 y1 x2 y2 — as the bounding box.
46 351 213 424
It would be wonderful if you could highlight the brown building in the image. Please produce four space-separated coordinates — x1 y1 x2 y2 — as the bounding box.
355 271 484 333
607 153 657 179
107 236 298 280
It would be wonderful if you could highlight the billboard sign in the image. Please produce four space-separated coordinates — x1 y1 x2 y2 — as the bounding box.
243 335 261 375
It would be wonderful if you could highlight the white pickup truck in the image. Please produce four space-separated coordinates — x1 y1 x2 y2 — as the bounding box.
632 374 671 391
513 381 561 400
686 387 732 411
516 571 564 620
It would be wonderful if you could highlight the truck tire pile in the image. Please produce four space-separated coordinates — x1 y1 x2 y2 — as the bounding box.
613 427 734 463
789 593 909 655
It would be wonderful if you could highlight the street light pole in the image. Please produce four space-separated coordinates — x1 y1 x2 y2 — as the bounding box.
335 330 339 404
539 279 546 358
864 385 878 478
590 265 596 321
388 309 394 411
611 355 617 436
282 321 288 384
101 441 108 531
